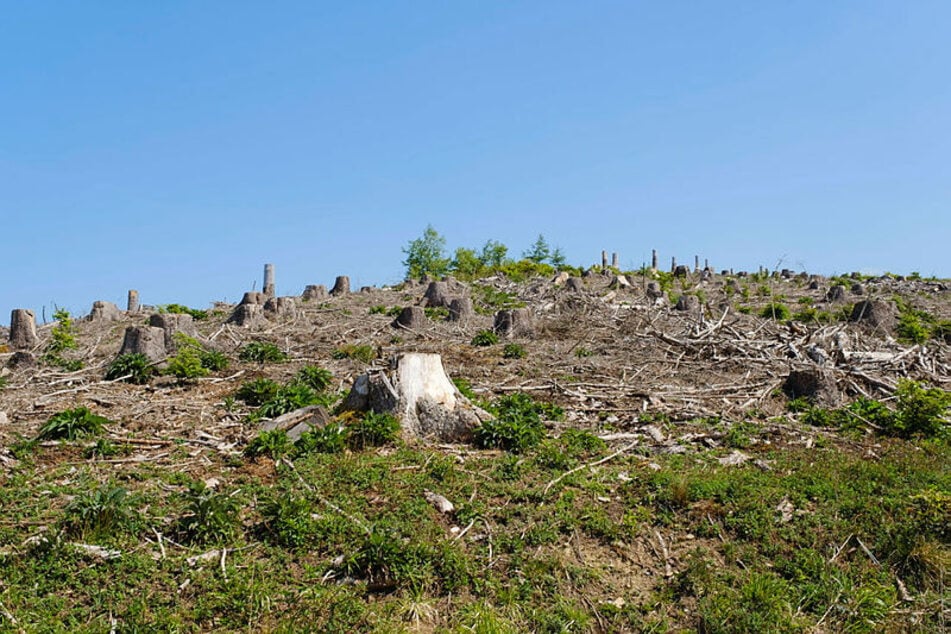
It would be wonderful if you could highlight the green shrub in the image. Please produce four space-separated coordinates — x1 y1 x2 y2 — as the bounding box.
502 343 526 359
239 341 288 363
474 393 562 453
260 492 319 549
159 303 208 320
253 384 318 420
471 285 524 314
347 411 401 449
235 378 281 406
471 330 499 347
758 303 790 320
178 482 240 544
105 353 154 384
38 407 110 441
297 423 349 455
885 380 951 439
166 345 209 379
244 430 292 459
331 344 375 363
424 306 449 320
42 308 83 370
61 484 138 540
368 305 387 315
295 365 334 392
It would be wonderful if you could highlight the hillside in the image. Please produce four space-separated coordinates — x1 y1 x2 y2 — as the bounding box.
0 267 948 632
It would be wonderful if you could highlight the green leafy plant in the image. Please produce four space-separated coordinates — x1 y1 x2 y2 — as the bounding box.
37 407 110 440
759 303 790 320
402 224 450 279
296 423 349 455
166 345 209 379
235 378 282 406
158 303 208 320
471 330 499 347
105 353 155 384
252 384 319 420
294 365 334 392
239 341 288 363
244 429 293 459
42 308 83 370
61 484 138 540
474 393 563 453
886 380 950 439
502 343 526 359
331 344 375 363
347 411 401 450
178 482 240 544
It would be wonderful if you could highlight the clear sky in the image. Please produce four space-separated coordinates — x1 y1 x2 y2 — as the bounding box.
2 1 949 323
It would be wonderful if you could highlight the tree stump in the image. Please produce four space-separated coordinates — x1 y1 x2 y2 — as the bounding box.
9 309 37 349
850 283 865 295
241 291 266 306
331 276 350 296
263 263 276 298
610 275 631 290
422 281 454 308
118 326 167 363
826 285 847 303
89 301 122 322
228 304 264 328
340 353 491 442
149 313 198 349
552 271 570 286
566 277 585 292
127 290 140 313
783 367 841 408
7 351 36 369
302 285 327 301
849 300 897 331
808 280 820 290
393 306 428 330
264 296 298 320
675 295 702 315
645 281 664 300
448 297 473 323
673 265 689 278
494 308 534 339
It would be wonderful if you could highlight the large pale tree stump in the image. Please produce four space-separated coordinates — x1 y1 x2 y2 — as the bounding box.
118 326 167 363
341 353 491 442
9 309 37 349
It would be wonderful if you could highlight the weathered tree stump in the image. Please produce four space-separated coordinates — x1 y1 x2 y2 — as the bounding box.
552 271 570 286
612 252 619 269
850 299 897 331
808 280 820 290
494 308 534 339
263 263 276 298
393 306 428 330
118 326 167 363
89 301 122 322
850 283 865 295
9 309 37 349
783 367 841 408
127 290 139 313
302 285 327 301
240 291 266 306
673 265 689 278
228 304 264 328
826 285 847 303
149 313 198 349
566 277 585 292
651 249 658 271
340 353 491 442
7 351 36 369
610 275 631 290
330 276 350 296
675 294 702 315
645 281 664 300
448 297 473 323
264 296 298 320
422 281 454 308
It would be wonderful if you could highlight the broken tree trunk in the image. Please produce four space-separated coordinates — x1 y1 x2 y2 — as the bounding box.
340 353 490 442
330 276 350 296
9 309 38 349
263 263 275 298
127 290 139 313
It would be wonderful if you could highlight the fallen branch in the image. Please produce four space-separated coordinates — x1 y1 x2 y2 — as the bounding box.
543 441 638 495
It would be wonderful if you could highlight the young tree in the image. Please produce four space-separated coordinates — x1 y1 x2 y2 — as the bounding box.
402 225 450 279
451 247 484 279
550 247 567 269
479 239 509 269
523 234 551 264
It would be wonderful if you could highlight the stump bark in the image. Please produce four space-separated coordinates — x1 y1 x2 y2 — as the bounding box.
850 299 897 332
241 292 266 306
7 351 36 369
675 295 702 315
302 285 327 301
393 306 428 330
263 263 276 298
127 290 140 313
826 285 847 303
118 326 167 363
448 297 473 323
783 367 841 408
340 353 491 442
264 296 298 320
330 276 350 296
149 313 198 349
228 304 264 328
566 277 585 292
9 309 37 350
422 281 454 308
89 301 122 322
494 308 534 339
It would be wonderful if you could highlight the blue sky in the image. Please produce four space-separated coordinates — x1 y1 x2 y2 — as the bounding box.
2 2 949 323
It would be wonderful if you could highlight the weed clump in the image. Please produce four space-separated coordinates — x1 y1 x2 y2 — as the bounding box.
105 353 155 384
158 303 208 320
244 429 293 459
239 341 288 364
62 484 138 540
38 407 111 441
332 344 376 363
471 330 499 347
502 343 526 359
166 334 229 379
42 308 82 371
177 482 240 544
474 393 564 453
758 303 790 320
